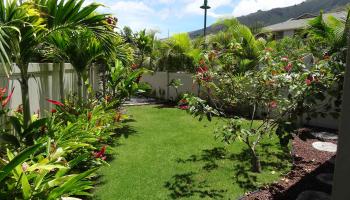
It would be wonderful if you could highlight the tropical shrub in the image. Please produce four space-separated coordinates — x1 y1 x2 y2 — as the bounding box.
105 60 150 103
0 92 127 199
0 0 115 128
169 79 183 100
185 38 341 173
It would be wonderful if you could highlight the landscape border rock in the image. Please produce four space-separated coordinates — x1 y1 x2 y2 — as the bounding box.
312 142 337 153
311 132 338 141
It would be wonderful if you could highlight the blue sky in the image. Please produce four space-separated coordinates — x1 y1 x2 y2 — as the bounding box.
87 0 306 38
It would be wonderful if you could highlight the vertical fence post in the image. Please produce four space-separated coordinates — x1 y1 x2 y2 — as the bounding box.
332 14 350 199
59 63 65 101
166 71 170 100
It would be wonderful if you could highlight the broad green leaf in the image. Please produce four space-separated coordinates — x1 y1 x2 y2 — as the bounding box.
27 164 67 172
0 144 41 182
9 116 22 136
0 133 20 147
48 168 98 199
21 172 31 200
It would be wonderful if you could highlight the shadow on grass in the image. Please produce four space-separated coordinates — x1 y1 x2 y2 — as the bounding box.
166 144 291 199
93 120 139 199
154 103 177 109
164 172 227 199
108 119 138 148
117 123 138 139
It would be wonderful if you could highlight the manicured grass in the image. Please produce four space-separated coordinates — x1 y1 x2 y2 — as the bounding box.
94 105 291 200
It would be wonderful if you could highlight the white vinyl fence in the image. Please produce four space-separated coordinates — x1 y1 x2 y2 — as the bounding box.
0 65 339 129
0 63 99 117
141 71 339 129
140 71 200 100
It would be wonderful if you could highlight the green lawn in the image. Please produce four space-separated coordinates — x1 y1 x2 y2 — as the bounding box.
94 105 291 200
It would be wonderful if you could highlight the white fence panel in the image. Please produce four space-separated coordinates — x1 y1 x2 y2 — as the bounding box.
141 71 339 130
0 63 99 117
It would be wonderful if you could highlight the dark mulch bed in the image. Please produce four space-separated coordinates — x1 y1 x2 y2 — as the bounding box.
241 130 337 200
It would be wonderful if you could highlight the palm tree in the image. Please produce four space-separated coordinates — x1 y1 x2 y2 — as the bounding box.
155 33 201 72
0 0 45 128
45 27 134 102
0 24 17 77
307 10 350 58
214 18 267 72
44 29 104 102
0 0 113 127
135 29 154 68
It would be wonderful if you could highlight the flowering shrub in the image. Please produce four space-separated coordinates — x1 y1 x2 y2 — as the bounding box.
185 46 340 173
0 93 126 199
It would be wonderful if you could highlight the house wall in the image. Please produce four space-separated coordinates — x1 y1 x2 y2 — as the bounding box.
283 30 295 37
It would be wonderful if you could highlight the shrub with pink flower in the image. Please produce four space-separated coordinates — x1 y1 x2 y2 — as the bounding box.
178 99 189 110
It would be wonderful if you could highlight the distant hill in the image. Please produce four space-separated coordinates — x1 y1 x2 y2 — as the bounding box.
189 0 350 38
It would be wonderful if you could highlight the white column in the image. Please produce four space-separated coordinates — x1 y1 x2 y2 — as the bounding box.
332 19 350 199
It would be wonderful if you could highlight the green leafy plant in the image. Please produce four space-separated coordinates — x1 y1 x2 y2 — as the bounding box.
106 59 150 101
169 79 183 99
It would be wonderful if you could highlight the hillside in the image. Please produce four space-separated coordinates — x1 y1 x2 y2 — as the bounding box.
189 0 350 38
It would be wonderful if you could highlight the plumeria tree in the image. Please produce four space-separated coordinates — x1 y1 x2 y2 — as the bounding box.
185 46 339 173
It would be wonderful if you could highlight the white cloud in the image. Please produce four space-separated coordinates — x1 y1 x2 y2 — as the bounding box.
110 1 154 13
105 1 157 31
87 0 308 37
183 0 233 18
232 0 307 17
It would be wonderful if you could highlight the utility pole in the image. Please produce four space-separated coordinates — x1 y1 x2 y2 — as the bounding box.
200 0 211 38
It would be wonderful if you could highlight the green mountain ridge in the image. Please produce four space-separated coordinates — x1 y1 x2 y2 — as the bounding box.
189 0 350 38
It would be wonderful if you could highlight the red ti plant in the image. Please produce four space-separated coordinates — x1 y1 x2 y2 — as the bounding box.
93 145 107 160
46 99 64 107
0 82 15 109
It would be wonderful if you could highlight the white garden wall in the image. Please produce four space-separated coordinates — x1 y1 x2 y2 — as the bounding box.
0 63 99 117
0 65 339 130
141 71 339 130
141 72 200 100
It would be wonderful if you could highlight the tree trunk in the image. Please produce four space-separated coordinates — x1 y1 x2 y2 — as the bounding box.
139 55 144 68
250 148 262 173
102 64 106 97
59 62 65 101
19 64 31 129
77 72 83 104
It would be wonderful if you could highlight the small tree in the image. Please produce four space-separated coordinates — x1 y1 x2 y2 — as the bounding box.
186 48 337 173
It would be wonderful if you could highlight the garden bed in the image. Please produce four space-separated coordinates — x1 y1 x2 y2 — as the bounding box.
242 130 337 200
